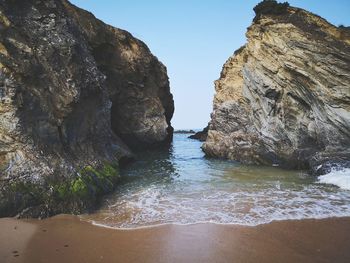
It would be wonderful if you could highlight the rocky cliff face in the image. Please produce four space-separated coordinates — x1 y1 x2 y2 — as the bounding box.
0 0 173 217
203 1 350 173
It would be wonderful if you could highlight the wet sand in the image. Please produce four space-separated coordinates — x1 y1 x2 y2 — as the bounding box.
1 216 350 263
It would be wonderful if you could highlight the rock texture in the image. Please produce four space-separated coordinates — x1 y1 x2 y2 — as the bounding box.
203 0 350 172
189 126 208 141
0 0 173 217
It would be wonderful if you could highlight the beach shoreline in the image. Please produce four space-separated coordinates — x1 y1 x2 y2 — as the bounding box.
1 215 350 263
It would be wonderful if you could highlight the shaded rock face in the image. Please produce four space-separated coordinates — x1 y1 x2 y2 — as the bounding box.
65 4 174 148
203 1 350 172
0 0 173 216
188 126 208 142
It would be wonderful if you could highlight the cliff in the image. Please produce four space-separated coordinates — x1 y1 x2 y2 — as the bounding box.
203 1 350 173
0 0 173 217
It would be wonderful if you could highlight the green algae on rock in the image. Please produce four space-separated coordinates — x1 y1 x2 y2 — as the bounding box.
0 163 120 218
0 0 174 217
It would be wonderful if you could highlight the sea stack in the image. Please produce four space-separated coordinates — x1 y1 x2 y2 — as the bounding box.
0 0 174 217
203 0 350 173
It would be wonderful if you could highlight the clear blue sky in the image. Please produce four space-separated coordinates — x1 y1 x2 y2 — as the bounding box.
70 0 350 129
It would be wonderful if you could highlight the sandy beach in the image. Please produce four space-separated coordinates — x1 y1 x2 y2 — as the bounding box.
1 215 350 263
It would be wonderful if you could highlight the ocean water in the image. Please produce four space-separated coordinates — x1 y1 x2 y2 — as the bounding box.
318 168 350 190
82 133 350 228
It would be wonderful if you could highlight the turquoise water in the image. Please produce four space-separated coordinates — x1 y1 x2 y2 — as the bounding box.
82 134 350 228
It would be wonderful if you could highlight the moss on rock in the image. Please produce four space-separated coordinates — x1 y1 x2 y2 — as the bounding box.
0 162 120 218
71 177 89 198
79 163 119 195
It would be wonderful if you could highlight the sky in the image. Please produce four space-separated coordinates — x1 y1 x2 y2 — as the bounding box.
70 0 350 129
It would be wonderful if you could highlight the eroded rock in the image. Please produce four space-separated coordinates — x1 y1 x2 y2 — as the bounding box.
189 126 208 141
0 0 174 216
203 1 350 172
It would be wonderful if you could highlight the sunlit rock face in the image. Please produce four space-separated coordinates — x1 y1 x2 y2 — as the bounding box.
0 0 173 216
203 1 350 172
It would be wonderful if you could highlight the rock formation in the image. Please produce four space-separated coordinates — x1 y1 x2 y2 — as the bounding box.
174 130 195 134
0 0 173 217
189 126 208 141
203 0 350 173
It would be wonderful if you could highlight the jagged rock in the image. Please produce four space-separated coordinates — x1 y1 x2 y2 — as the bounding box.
203 0 350 171
189 126 208 141
0 0 173 217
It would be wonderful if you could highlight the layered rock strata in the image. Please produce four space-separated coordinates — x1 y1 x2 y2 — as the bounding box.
203 1 350 173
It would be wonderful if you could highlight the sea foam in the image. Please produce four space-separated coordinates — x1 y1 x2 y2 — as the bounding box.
318 168 350 190
81 134 350 229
